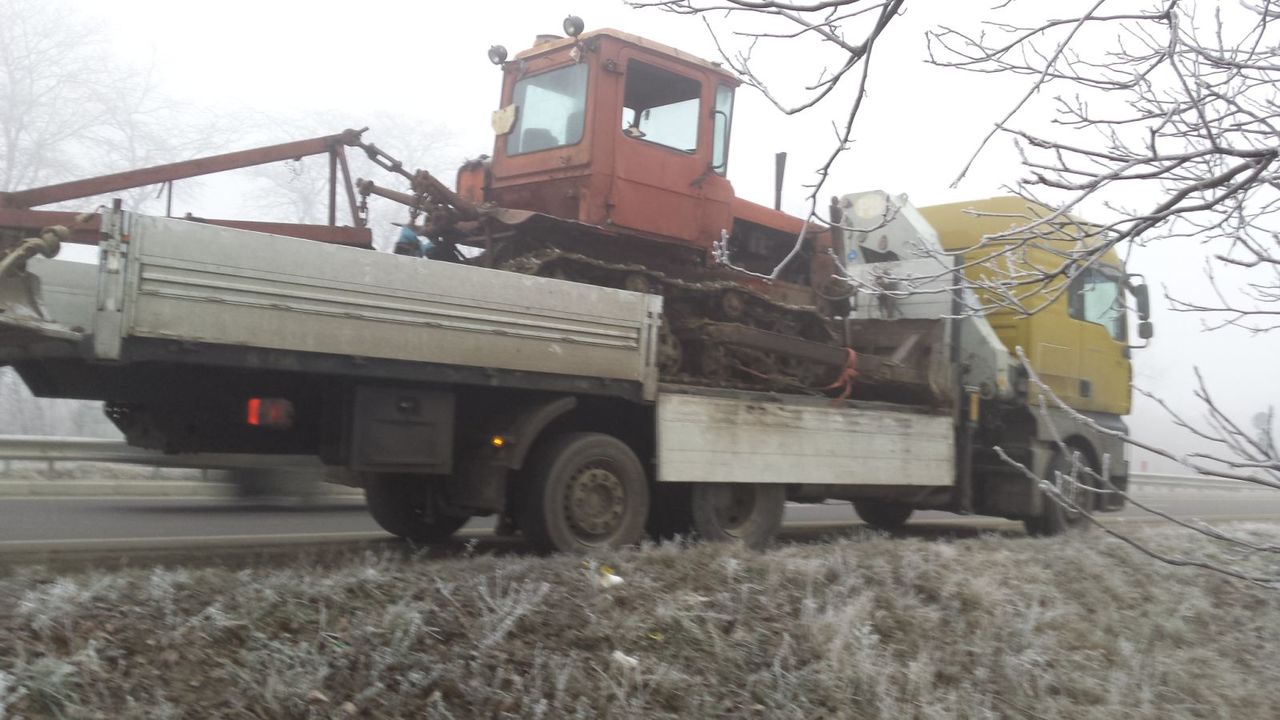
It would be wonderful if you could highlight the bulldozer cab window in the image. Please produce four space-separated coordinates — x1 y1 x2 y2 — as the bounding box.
507 63 589 156
1069 268 1127 341
622 61 701 153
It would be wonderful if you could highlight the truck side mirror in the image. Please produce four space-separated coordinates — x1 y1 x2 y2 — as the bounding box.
1137 320 1153 340
1126 273 1150 320
1132 282 1150 320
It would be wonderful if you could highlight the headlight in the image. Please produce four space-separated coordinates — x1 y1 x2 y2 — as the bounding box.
563 15 585 38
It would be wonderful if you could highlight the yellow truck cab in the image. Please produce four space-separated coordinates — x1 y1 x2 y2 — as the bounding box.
836 191 1151 534
920 196 1144 418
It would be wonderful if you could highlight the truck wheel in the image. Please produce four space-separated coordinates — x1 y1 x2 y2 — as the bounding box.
689 483 785 549
852 499 914 531
1024 450 1095 537
364 474 470 543
519 433 650 553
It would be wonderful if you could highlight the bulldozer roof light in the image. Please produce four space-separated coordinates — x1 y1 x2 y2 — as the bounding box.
563 15 585 38
488 45 508 65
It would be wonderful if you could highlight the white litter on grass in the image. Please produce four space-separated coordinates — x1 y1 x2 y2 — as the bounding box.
597 566 625 588
610 650 639 668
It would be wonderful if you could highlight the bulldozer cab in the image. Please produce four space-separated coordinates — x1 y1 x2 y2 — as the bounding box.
486 29 741 253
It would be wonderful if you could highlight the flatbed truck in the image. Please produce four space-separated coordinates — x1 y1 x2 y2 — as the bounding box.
0 198 1147 552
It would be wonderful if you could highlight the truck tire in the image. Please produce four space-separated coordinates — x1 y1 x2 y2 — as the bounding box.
1023 450 1095 537
852 499 914 531
519 432 650 553
364 474 470 543
689 483 785 549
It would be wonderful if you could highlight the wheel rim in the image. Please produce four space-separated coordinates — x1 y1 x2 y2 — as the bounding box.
720 290 746 320
708 484 758 536
564 462 626 540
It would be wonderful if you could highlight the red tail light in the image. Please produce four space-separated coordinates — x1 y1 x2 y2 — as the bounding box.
246 397 294 428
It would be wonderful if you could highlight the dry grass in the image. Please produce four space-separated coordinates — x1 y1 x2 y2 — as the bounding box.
1 525 1278 719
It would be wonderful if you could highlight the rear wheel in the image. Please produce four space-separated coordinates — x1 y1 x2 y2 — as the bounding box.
364 474 470 543
690 483 785 549
852 499 914 531
519 433 650 553
1024 449 1095 537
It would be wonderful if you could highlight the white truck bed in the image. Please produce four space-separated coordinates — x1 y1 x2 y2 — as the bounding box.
6 214 661 398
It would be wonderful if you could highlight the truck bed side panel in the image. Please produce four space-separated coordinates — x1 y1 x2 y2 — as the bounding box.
118 217 658 391
656 393 954 485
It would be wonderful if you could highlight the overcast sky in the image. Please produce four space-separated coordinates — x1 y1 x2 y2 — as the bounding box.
49 0 1280 467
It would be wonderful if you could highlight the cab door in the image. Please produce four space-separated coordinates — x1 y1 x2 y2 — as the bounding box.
1070 268 1132 414
1028 299 1084 408
607 52 730 246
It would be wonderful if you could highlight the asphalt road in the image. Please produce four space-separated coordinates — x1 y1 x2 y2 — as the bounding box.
3 488 1280 547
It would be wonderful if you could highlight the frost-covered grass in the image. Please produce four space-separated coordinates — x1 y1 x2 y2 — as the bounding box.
2 525 1279 719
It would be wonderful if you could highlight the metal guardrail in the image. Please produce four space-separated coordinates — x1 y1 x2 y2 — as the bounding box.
0 435 338 476
1128 472 1273 492
0 435 1272 491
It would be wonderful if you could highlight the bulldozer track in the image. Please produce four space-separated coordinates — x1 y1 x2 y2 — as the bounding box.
499 247 846 391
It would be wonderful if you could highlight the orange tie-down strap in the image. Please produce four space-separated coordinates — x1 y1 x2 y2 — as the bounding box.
824 348 859 404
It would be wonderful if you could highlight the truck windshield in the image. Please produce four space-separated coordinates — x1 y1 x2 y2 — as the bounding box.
1071 268 1127 341
507 63 588 156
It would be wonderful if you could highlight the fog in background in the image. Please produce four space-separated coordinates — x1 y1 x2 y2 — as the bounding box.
3 0 1274 474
